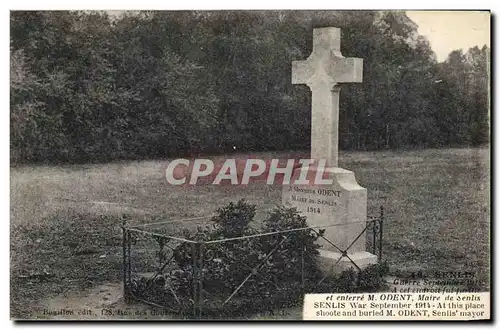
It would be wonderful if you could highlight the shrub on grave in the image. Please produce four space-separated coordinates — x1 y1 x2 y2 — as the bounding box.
171 200 259 295
170 200 322 300
259 206 322 285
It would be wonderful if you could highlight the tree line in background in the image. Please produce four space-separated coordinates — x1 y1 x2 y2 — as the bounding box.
10 10 490 164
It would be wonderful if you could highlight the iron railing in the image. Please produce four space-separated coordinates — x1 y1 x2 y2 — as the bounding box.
122 206 384 318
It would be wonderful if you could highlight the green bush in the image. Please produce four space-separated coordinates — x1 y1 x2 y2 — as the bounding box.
260 205 322 284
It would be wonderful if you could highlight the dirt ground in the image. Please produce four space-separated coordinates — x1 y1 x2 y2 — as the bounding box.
32 282 168 320
30 274 474 320
34 281 304 320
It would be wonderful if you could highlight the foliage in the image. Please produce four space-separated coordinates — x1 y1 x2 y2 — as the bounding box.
212 199 257 237
261 206 323 282
10 10 490 164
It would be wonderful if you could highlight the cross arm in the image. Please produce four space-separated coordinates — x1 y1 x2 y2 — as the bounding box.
332 57 363 83
292 60 313 85
292 55 363 86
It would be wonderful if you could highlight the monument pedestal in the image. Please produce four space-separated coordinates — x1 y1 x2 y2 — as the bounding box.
282 165 377 274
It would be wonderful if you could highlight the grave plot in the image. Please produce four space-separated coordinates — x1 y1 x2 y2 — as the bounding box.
121 201 386 318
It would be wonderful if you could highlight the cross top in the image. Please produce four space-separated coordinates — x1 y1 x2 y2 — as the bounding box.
292 27 363 167
292 27 362 87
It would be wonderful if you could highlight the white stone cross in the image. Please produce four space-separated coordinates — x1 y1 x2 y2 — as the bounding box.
292 27 363 167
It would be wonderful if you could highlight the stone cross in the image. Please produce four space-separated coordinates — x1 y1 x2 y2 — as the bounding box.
292 27 363 167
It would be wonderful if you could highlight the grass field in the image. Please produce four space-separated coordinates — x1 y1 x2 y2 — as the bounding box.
10 148 490 319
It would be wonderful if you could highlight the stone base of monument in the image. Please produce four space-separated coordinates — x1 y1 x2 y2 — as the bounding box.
317 249 378 275
283 166 371 252
283 165 379 275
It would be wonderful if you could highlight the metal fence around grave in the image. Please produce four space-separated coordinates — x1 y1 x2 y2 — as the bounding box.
121 207 384 318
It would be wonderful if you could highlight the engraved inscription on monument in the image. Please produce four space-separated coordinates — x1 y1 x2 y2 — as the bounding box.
283 168 367 253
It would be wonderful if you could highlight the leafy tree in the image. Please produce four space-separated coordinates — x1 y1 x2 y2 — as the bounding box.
10 10 490 164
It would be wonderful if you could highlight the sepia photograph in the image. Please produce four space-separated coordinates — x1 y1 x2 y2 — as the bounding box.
9 9 491 320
